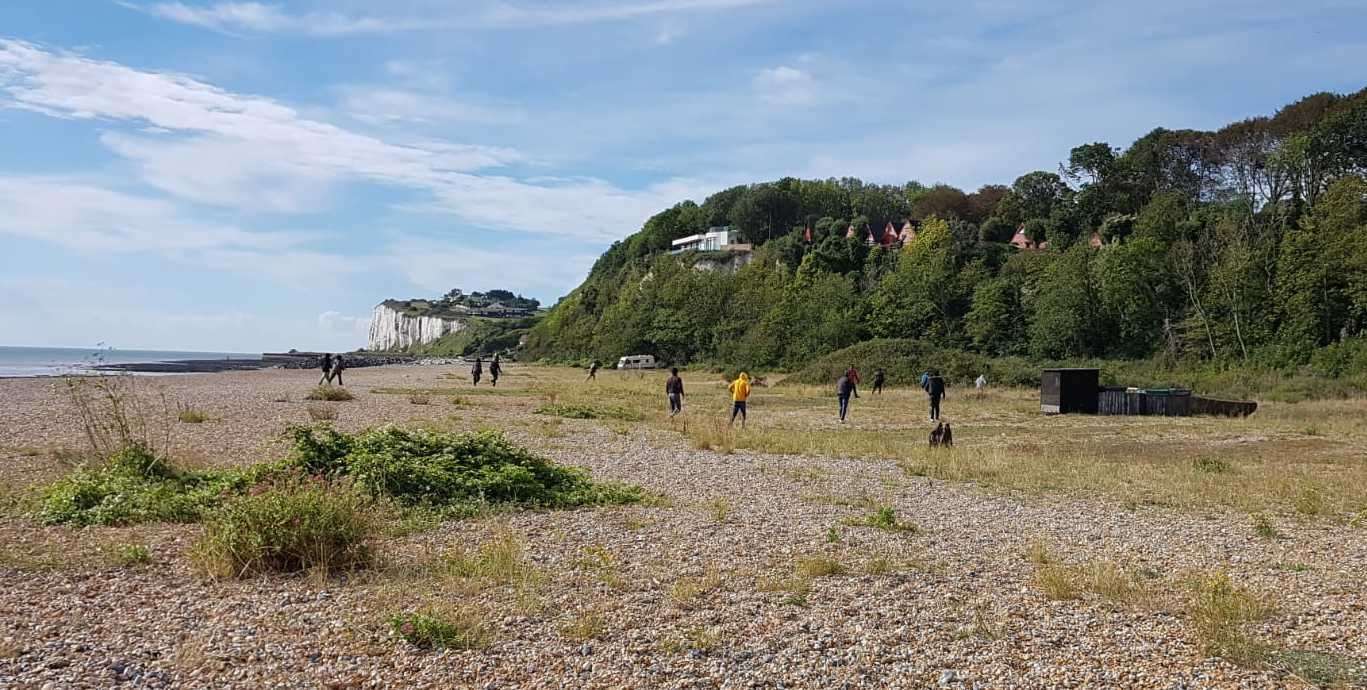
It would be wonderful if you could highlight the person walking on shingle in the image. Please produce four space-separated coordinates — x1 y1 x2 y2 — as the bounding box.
318 353 334 385
837 372 855 423
728 372 752 428
471 356 483 386
330 354 346 386
926 371 947 421
489 354 502 387
665 367 685 417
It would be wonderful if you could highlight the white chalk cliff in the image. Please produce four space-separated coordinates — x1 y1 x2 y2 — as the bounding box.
367 303 466 351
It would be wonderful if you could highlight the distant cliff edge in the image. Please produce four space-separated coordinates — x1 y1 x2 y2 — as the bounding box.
366 290 543 353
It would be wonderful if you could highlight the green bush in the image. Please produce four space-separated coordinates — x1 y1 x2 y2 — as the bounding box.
534 403 643 421
190 480 375 579
389 610 492 650
784 339 995 387
38 445 250 526
284 425 644 513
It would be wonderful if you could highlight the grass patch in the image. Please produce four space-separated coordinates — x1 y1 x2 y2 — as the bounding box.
1251 513 1280 540
1187 570 1275 666
559 609 607 642
670 565 722 607
104 543 152 567
795 554 847 578
189 480 375 579
575 544 625 590
305 386 354 402
306 404 338 422
701 497 732 523
441 531 538 586
390 609 492 650
1192 456 1230 474
1078 560 1146 605
843 505 917 532
662 626 723 655
534 403 643 422
1035 563 1079 600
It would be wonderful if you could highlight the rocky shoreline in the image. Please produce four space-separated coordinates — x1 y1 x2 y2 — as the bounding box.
92 352 437 375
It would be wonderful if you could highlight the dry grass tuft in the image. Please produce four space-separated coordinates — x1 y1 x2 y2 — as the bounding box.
1187 570 1276 666
306 403 338 422
669 565 723 607
559 609 607 642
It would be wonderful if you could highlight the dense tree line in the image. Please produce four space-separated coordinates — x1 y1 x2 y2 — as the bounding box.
525 88 1367 371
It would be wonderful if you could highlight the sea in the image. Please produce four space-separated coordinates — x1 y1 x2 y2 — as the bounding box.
0 346 263 378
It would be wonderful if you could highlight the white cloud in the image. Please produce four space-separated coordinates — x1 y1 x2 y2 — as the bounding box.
318 310 370 338
130 0 778 35
338 87 522 126
753 65 819 107
0 175 359 287
0 40 716 241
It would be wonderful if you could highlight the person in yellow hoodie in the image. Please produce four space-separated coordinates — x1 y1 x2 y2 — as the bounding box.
728 372 752 428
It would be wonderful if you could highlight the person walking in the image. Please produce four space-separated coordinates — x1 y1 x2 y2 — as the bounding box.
845 366 862 398
728 372 752 428
330 354 346 386
318 353 334 385
926 371 947 421
665 367 685 417
975 374 986 391
837 372 855 423
471 356 483 386
586 360 600 382
872 368 886 395
490 354 502 387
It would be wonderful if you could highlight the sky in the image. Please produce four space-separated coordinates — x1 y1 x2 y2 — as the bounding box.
1 1 1365 352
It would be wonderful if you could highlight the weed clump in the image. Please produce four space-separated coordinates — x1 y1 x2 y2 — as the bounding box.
283 425 643 514
190 480 375 579
390 609 491 650
306 404 338 422
844 505 918 532
177 406 210 424
306 386 355 402
105 543 152 567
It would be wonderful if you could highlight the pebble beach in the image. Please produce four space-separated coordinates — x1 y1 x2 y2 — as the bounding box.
1 365 1364 689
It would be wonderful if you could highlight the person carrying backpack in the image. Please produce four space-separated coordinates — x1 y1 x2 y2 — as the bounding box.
728 372 752 428
926 371 947 421
837 373 855 423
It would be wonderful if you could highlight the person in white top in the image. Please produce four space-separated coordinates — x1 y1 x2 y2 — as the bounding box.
975 374 987 390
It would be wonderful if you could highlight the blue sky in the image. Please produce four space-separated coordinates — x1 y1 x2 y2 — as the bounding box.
1 1 1364 352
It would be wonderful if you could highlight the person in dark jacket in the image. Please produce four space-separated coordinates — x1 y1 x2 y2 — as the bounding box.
318 353 334 385
471 356 483 386
330 354 346 386
837 374 855 423
926 372 946 421
586 360 600 381
871 369 886 394
665 367 685 416
489 354 502 387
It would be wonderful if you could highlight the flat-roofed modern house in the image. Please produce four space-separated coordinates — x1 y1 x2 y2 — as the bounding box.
671 226 736 254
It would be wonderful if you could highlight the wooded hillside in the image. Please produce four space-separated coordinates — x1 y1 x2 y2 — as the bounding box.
525 88 1367 374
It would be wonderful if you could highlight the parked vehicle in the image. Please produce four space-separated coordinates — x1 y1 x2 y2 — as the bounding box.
616 354 658 370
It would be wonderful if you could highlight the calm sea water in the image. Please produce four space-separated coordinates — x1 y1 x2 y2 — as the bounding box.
0 346 263 378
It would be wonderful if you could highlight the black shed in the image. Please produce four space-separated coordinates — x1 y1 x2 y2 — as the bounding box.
1041 368 1100 414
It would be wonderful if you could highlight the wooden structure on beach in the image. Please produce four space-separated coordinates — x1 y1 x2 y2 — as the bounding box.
1041 368 1257 417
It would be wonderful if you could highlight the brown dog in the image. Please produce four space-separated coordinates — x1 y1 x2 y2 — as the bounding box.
941 422 954 447
928 422 944 447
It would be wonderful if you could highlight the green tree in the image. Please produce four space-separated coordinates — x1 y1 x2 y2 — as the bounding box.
1028 245 1100 358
